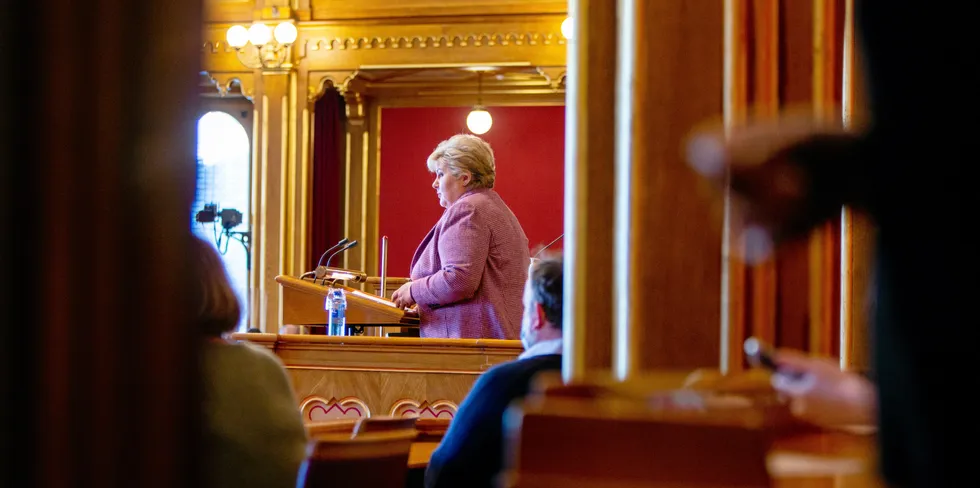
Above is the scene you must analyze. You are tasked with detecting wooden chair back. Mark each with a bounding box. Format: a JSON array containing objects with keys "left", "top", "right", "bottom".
[
  {"left": 297, "top": 429, "right": 417, "bottom": 488},
  {"left": 353, "top": 416, "right": 419, "bottom": 436},
  {"left": 306, "top": 418, "right": 359, "bottom": 439}
]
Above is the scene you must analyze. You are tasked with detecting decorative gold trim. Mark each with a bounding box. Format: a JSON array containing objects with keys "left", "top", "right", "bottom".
[
  {"left": 300, "top": 395, "right": 372, "bottom": 421},
  {"left": 388, "top": 399, "right": 459, "bottom": 419},
  {"left": 284, "top": 365, "right": 486, "bottom": 375},
  {"left": 308, "top": 70, "right": 359, "bottom": 101},
  {"left": 203, "top": 71, "right": 256, "bottom": 100},
  {"left": 535, "top": 66, "right": 567, "bottom": 90},
  {"left": 204, "top": 32, "right": 566, "bottom": 58},
  {"left": 299, "top": 32, "right": 566, "bottom": 53},
  {"left": 202, "top": 41, "right": 236, "bottom": 54}
]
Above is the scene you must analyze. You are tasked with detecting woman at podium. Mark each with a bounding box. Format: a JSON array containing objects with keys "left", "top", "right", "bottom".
[{"left": 391, "top": 134, "right": 530, "bottom": 339}]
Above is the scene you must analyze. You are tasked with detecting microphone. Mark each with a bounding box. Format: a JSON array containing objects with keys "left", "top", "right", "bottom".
[
  {"left": 533, "top": 233, "right": 564, "bottom": 258},
  {"left": 316, "top": 238, "right": 349, "bottom": 268},
  {"left": 325, "top": 239, "right": 359, "bottom": 268}
]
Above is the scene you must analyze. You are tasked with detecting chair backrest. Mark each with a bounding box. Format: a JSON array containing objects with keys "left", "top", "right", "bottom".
[
  {"left": 296, "top": 430, "right": 417, "bottom": 488},
  {"left": 414, "top": 417, "right": 451, "bottom": 441},
  {"left": 306, "top": 418, "right": 360, "bottom": 439},
  {"left": 353, "top": 416, "right": 418, "bottom": 436}
]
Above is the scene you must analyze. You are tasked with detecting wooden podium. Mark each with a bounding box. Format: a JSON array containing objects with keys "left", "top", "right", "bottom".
[{"left": 276, "top": 275, "right": 420, "bottom": 327}]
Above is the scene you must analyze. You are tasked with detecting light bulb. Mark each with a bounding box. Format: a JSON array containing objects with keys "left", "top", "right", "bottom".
[
  {"left": 247, "top": 23, "right": 272, "bottom": 46},
  {"left": 466, "top": 108, "right": 493, "bottom": 135},
  {"left": 561, "top": 17, "right": 573, "bottom": 40},
  {"left": 226, "top": 25, "right": 249, "bottom": 48},
  {"left": 273, "top": 22, "right": 298, "bottom": 45}
]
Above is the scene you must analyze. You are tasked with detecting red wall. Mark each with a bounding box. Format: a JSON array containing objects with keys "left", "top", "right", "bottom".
[{"left": 379, "top": 105, "right": 565, "bottom": 276}]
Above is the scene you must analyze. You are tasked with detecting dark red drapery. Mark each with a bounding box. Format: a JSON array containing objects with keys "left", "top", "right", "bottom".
[{"left": 308, "top": 88, "right": 347, "bottom": 269}]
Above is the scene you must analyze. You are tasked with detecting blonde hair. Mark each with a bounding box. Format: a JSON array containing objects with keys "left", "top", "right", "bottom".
[
  {"left": 426, "top": 134, "right": 496, "bottom": 189},
  {"left": 189, "top": 236, "right": 242, "bottom": 336}
]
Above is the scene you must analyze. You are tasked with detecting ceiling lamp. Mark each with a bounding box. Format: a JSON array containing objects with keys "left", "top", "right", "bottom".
[
  {"left": 225, "top": 20, "right": 297, "bottom": 70},
  {"left": 466, "top": 72, "right": 493, "bottom": 135},
  {"left": 561, "top": 17, "right": 573, "bottom": 40},
  {"left": 466, "top": 109, "right": 493, "bottom": 135}
]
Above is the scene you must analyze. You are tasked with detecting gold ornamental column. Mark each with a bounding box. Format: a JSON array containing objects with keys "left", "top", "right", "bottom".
[
  {"left": 285, "top": 67, "right": 311, "bottom": 278},
  {"left": 564, "top": 0, "right": 617, "bottom": 381},
  {"left": 342, "top": 91, "right": 371, "bottom": 274},
  {"left": 253, "top": 70, "right": 294, "bottom": 332},
  {"left": 614, "top": 0, "right": 725, "bottom": 378},
  {"left": 840, "top": 0, "right": 874, "bottom": 372}
]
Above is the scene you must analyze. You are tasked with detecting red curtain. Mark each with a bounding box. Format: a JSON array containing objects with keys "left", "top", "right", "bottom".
[{"left": 308, "top": 88, "right": 347, "bottom": 269}]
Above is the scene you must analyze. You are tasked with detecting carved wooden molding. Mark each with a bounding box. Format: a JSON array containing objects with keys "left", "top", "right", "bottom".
[
  {"left": 202, "top": 71, "right": 255, "bottom": 100},
  {"left": 388, "top": 399, "right": 459, "bottom": 419},
  {"left": 536, "top": 66, "right": 567, "bottom": 90},
  {"left": 300, "top": 32, "right": 565, "bottom": 53},
  {"left": 308, "top": 70, "right": 359, "bottom": 101},
  {"left": 203, "top": 32, "right": 565, "bottom": 58},
  {"left": 300, "top": 395, "right": 372, "bottom": 421}
]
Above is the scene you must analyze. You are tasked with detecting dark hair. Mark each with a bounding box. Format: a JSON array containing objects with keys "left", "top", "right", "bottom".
[
  {"left": 189, "top": 236, "right": 242, "bottom": 337},
  {"left": 529, "top": 255, "right": 563, "bottom": 330}
]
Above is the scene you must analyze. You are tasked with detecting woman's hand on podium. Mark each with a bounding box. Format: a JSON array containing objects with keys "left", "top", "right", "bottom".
[{"left": 392, "top": 282, "right": 415, "bottom": 308}]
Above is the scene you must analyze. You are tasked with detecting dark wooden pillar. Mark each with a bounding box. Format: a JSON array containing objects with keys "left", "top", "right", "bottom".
[
  {"left": 2, "top": 0, "right": 202, "bottom": 486},
  {"left": 615, "top": 0, "right": 725, "bottom": 376}
]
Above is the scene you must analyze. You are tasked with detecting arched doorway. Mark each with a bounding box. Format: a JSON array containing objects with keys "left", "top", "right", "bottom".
[{"left": 192, "top": 110, "right": 251, "bottom": 332}]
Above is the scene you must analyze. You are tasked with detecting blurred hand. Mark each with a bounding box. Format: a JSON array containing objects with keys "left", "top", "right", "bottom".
[
  {"left": 769, "top": 349, "right": 876, "bottom": 428},
  {"left": 685, "top": 116, "right": 849, "bottom": 263},
  {"left": 391, "top": 281, "right": 415, "bottom": 308}
]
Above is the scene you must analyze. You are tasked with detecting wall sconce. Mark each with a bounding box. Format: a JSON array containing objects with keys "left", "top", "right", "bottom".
[
  {"left": 561, "top": 17, "right": 573, "bottom": 40},
  {"left": 226, "top": 21, "right": 298, "bottom": 70}
]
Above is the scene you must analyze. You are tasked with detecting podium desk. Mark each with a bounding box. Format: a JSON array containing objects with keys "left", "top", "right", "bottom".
[
  {"left": 233, "top": 333, "right": 523, "bottom": 423},
  {"left": 276, "top": 275, "right": 419, "bottom": 332}
]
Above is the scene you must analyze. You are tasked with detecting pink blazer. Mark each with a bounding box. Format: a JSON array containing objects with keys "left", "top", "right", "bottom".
[{"left": 409, "top": 188, "right": 530, "bottom": 339}]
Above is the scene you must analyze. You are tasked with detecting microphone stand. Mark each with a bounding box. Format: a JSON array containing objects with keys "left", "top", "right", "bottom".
[
  {"left": 302, "top": 238, "right": 349, "bottom": 280},
  {"left": 325, "top": 240, "right": 358, "bottom": 269},
  {"left": 317, "top": 238, "right": 349, "bottom": 268}
]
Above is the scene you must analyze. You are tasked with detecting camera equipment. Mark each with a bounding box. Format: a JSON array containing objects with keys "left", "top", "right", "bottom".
[
  {"left": 195, "top": 202, "right": 251, "bottom": 268},
  {"left": 219, "top": 208, "right": 243, "bottom": 230},
  {"left": 196, "top": 203, "right": 244, "bottom": 230}
]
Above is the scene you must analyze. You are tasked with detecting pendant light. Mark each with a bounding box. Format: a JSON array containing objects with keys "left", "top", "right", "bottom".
[{"left": 466, "top": 72, "right": 492, "bottom": 135}]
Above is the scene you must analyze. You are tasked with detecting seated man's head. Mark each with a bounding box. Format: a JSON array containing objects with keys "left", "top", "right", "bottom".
[{"left": 520, "top": 255, "right": 563, "bottom": 349}]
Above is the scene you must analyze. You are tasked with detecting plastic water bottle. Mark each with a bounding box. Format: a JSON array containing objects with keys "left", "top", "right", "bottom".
[{"left": 326, "top": 288, "right": 347, "bottom": 336}]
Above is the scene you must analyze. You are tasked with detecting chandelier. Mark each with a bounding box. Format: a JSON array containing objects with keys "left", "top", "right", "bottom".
[{"left": 225, "top": 21, "right": 298, "bottom": 70}]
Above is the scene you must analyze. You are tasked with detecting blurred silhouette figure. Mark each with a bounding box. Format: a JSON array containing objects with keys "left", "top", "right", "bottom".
[
  {"left": 686, "top": 2, "right": 977, "bottom": 486},
  {"left": 191, "top": 236, "right": 307, "bottom": 488}
]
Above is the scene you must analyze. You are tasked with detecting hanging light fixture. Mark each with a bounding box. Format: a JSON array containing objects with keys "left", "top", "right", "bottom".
[
  {"left": 561, "top": 16, "right": 573, "bottom": 40},
  {"left": 225, "top": 18, "right": 298, "bottom": 70},
  {"left": 466, "top": 72, "right": 493, "bottom": 135}
]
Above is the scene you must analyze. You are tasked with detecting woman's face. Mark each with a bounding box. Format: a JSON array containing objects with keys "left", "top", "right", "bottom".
[{"left": 432, "top": 163, "right": 470, "bottom": 208}]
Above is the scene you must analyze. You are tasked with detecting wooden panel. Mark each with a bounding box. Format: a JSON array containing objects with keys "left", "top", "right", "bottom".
[
  {"left": 204, "top": 0, "right": 254, "bottom": 22},
  {"left": 233, "top": 334, "right": 522, "bottom": 419},
  {"left": 507, "top": 384, "right": 882, "bottom": 487},
  {"left": 275, "top": 335, "right": 521, "bottom": 371},
  {"left": 616, "top": 0, "right": 724, "bottom": 374},
  {"left": 310, "top": 0, "right": 566, "bottom": 20},
  {"left": 724, "top": 0, "right": 846, "bottom": 368},
  {"left": 292, "top": 370, "right": 475, "bottom": 420}
]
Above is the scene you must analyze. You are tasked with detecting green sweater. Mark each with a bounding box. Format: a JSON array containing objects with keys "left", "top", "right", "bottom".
[{"left": 201, "top": 340, "right": 308, "bottom": 488}]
